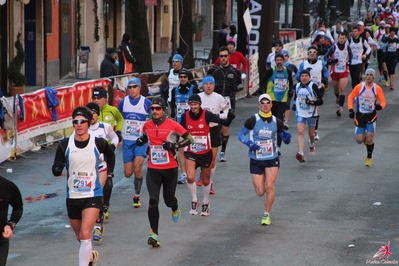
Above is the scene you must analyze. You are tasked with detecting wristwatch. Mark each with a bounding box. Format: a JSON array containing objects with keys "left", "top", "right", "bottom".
[{"left": 6, "top": 221, "right": 16, "bottom": 230}]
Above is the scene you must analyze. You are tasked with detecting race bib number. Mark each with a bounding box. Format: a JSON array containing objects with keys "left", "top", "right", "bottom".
[
  {"left": 298, "top": 98, "right": 310, "bottom": 110},
  {"left": 150, "top": 145, "right": 170, "bottom": 165},
  {"left": 255, "top": 140, "right": 274, "bottom": 159},
  {"left": 190, "top": 136, "right": 208, "bottom": 153},
  {"left": 311, "top": 76, "right": 321, "bottom": 86},
  {"left": 124, "top": 121, "right": 144, "bottom": 137},
  {"left": 360, "top": 98, "right": 374, "bottom": 112},
  {"left": 177, "top": 103, "right": 189, "bottom": 114},
  {"left": 274, "top": 79, "right": 287, "bottom": 92},
  {"left": 336, "top": 60, "right": 345, "bottom": 72},
  {"left": 72, "top": 172, "right": 93, "bottom": 193}
]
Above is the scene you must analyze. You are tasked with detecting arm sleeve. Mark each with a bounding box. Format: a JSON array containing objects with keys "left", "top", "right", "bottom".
[
  {"left": 363, "top": 40, "right": 371, "bottom": 55},
  {"left": 287, "top": 69, "right": 294, "bottom": 91},
  {"left": 322, "top": 63, "right": 329, "bottom": 78},
  {"left": 276, "top": 118, "right": 285, "bottom": 133},
  {"left": 205, "top": 110, "right": 230, "bottom": 126},
  {"left": 312, "top": 84, "right": 324, "bottom": 105},
  {"left": 96, "top": 138, "right": 116, "bottom": 173},
  {"left": 239, "top": 53, "right": 248, "bottom": 73},
  {"left": 52, "top": 140, "right": 68, "bottom": 176},
  {"left": 106, "top": 124, "right": 119, "bottom": 146},
  {"left": 296, "top": 63, "right": 304, "bottom": 81},
  {"left": 238, "top": 126, "right": 251, "bottom": 145},
  {"left": 170, "top": 88, "right": 176, "bottom": 110},
  {"left": 9, "top": 182, "right": 23, "bottom": 224},
  {"left": 117, "top": 100, "right": 124, "bottom": 115},
  {"left": 324, "top": 45, "right": 335, "bottom": 63}
]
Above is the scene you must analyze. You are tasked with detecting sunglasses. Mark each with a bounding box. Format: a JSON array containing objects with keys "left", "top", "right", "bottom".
[
  {"left": 128, "top": 85, "right": 139, "bottom": 89},
  {"left": 73, "top": 119, "right": 89, "bottom": 125},
  {"left": 150, "top": 106, "right": 163, "bottom": 111},
  {"left": 92, "top": 96, "right": 102, "bottom": 100},
  {"left": 260, "top": 101, "right": 271, "bottom": 105},
  {"left": 172, "top": 59, "right": 181, "bottom": 63},
  {"left": 179, "top": 75, "right": 188, "bottom": 79},
  {"left": 219, "top": 54, "right": 229, "bottom": 58},
  {"left": 308, "top": 51, "right": 317, "bottom": 54}
]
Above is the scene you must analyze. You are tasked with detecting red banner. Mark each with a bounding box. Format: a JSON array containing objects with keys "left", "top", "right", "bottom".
[{"left": 17, "top": 79, "right": 110, "bottom": 132}]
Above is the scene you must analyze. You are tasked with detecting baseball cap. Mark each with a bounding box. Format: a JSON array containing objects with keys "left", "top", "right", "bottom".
[
  {"left": 282, "top": 50, "right": 289, "bottom": 57},
  {"left": 258, "top": 93, "right": 272, "bottom": 102},
  {"left": 385, "top": 24, "right": 391, "bottom": 28},
  {"left": 357, "top": 21, "right": 364, "bottom": 26},
  {"left": 92, "top": 86, "right": 108, "bottom": 99}
]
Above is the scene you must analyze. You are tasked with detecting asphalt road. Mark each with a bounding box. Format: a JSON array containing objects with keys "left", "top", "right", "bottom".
[{"left": 2, "top": 76, "right": 399, "bottom": 266}]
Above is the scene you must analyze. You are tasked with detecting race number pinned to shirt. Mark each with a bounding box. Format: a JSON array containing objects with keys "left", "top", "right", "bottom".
[
  {"left": 224, "top": 96, "right": 231, "bottom": 109},
  {"left": 150, "top": 145, "right": 170, "bottom": 165},
  {"left": 72, "top": 171, "right": 93, "bottom": 193},
  {"left": 190, "top": 136, "right": 209, "bottom": 153},
  {"left": 255, "top": 140, "right": 274, "bottom": 159},
  {"left": 124, "top": 120, "right": 144, "bottom": 137}
]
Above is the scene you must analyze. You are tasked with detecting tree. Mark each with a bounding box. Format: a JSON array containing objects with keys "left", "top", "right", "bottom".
[
  {"left": 125, "top": 0, "right": 152, "bottom": 73},
  {"left": 292, "top": 0, "right": 304, "bottom": 37},
  {"left": 212, "top": 0, "right": 227, "bottom": 62},
  {"left": 177, "top": 0, "right": 194, "bottom": 68}
]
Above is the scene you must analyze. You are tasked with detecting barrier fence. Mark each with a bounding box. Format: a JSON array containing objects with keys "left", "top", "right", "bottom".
[{"left": 0, "top": 38, "right": 311, "bottom": 164}]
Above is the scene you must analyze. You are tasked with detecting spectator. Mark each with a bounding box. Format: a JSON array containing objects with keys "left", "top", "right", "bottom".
[
  {"left": 217, "top": 23, "right": 229, "bottom": 48},
  {"left": 118, "top": 33, "right": 136, "bottom": 75},
  {"left": 100, "top": 47, "right": 119, "bottom": 88},
  {"left": 226, "top": 24, "right": 237, "bottom": 45}
]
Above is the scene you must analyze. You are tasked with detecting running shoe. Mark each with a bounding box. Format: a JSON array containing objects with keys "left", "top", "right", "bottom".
[
  {"left": 379, "top": 76, "right": 383, "bottom": 82},
  {"left": 172, "top": 208, "right": 181, "bottom": 222},
  {"left": 92, "top": 228, "right": 102, "bottom": 242},
  {"left": 201, "top": 203, "right": 210, "bottom": 216},
  {"left": 385, "top": 81, "right": 389, "bottom": 87},
  {"left": 295, "top": 152, "right": 306, "bottom": 163},
  {"left": 88, "top": 250, "right": 99, "bottom": 266},
  {"left": 365, "top": 158, "right": 372, "bottom": 167},
  {"left": 314, "top": 132, "right": 320, "bottom": 141},
  {"left": 103, "top": 207, "right": 109, "bottom": 219},
  {"left": 189, "top": 201, "right": 200, "bottom": 215},
  {"left": 309, "top": 141, "right": 316, "bottom": 157},
  {"left": 147, "top": 230, "right": 161, "bottom": 247},
  {"left": 177, "top": 173, "right": 187, "bottom": 184},
  {"left": 219, "top": 152, "right": 226, "bottom": 162},
  {"left": 324, "top": 84, "right": 329, "bottom": 92},
  {"left": 283, "top": 120, "right": 289, "bottom": 129},
  {"left": 390, "top": 84, "right": 394, "bottom": 90},
  {"left": 335, "top": 98, "right": 339, "bottom": 108},
  {"left": 336, "top": 108, "right": 342, "bottom": 117},
  {"left": 210, "top": 183, "right": 216, "bottom": 195},
  {"left": 133, "top": 196, "right": 142, "bottom": 208},
  {"left": 261, "top": 214, "right": 271, "bottom": 226}
]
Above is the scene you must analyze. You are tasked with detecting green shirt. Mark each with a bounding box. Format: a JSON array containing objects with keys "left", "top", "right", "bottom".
[{"left": 99, "top": 104, "right": 124, "bottom": 132}]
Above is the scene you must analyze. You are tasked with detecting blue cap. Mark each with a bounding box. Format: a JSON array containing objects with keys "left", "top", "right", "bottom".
[
  {"left": 172, "top": 54, "right": 184, "bottom": 63},
  {"left": 202, "top": 76, "right": 215, "bottom": 85},
  {"left": 282, "top": 50, "right": 289, "bottom": 57},
  {"left": 127, "top": 77, "right": 141, "bottom": 88}
]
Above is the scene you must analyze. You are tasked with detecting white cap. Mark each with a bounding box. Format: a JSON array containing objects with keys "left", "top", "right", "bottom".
[
  {"left": 378, "top": 4, "right": 382, "bottom": 8},
  {"left": 380, "top": 20, "right": 386, "bottom": 25},
  {"left": 357, "top": 21, "right": 364, "bottom": 26},
  {"left": 365, "top": 68, "right": 375, "bottom": 76},
  {"left": 258, "top": 93, "right": 272, "bottom": 102}
]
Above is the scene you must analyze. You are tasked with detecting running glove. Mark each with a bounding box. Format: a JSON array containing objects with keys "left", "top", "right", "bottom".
[
  {"left": 375, "top": 104, "right": 382, "bottom": 110},
  {"left": 349, "top": 109, "right": 355, "bottom": 119},
  {"left": 292, "top": 104, "right": 296, "bottom": 111},
  {"left": 246, "top": 140, "right": 260, "bottom": 151},
  {"left": 116, "top": 131, "right": 123, "bottom": 142},
  {"left": 279, "top": 130, "right": 291, "bottom": 145},
  {"left": 136, "top": 135, "right": 148, "bottom": 146},
  {"left": 163, "top": 141, "right": 177, "bottom": 150}
]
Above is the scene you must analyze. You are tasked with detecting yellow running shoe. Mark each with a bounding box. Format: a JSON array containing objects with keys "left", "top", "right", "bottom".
[
  {"left": 261, "top": 214, "right": 271, "bottom": 226},
  {"left": 147, "top": 230, "right": 161, "bottom": 247},
  {"left": 103, "top": 207, "right": 109, "bottom": 219},
  {"left": 385, "top": 81, "right": 389, "bottom": 87},
  {"left": 133, "top": 196, "right": 142, "bottom": 208},
  {"left": 365, "top": 158, "right": 372, "bottom": 167}
]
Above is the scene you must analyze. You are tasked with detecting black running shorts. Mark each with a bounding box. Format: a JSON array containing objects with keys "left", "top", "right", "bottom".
[
  {"left": 184, "top": 150, "right": 213, "bottom": 169},
  {"left": 249, "top": 157, "right": 280, "bottom": 174},
  {"left": 66, "top": 196, "right": 102, "bottom": 220}
]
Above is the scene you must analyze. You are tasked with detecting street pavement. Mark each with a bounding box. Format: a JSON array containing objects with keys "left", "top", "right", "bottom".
[{"left": 2, "top": 67, "right": 399, "bottom": 265}]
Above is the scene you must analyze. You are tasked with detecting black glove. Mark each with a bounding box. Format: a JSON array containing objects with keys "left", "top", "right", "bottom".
[
  {"left": 136, "top": 135, "right": 148, "bottom": 146},
  {"left": 349, "top": 109, "right": 355, "bottom": 119},
  {"left": 330, "top": 59, "right": 338, "bottom": 64},
  {"left": 292, "top": 104, "right": 296, "bottom": 111},
  {"left": 305, "top": 97, "right": 313, "bottom": 105},
  {"left": 163, "top": 141, "right": 177, "bottom": 150},
  {"left": 375, "top": 104, "right": 382, "bottom": 111},
  {"left": 52, "top": 161, "right": 64, "bottom": 176},
  {"left": 116, "top": 131, "right": 122, "bottom": 142},
  {"left": 288, "top": 89, "right": 294, "bottom": 98},
  {"left": 109, "top": 144, "right": 116, "bottom": 152},
  {"left": 227, "top": 110, "right": 236, "bottom": 121}
]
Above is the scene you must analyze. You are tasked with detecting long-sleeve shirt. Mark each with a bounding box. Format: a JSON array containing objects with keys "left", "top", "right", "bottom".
[{"left": 214, "top": 50, "right": 248, "bottom": 73}]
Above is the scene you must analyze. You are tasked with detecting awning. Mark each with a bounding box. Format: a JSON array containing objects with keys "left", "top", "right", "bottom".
[{"left": 145, "top": 0, "right": 157, "bottom": 6}]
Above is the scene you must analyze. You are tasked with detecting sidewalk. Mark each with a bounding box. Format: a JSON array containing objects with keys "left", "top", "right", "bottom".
[{"left": 24, "top": 37, "right": 214, "bottom": 94}]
